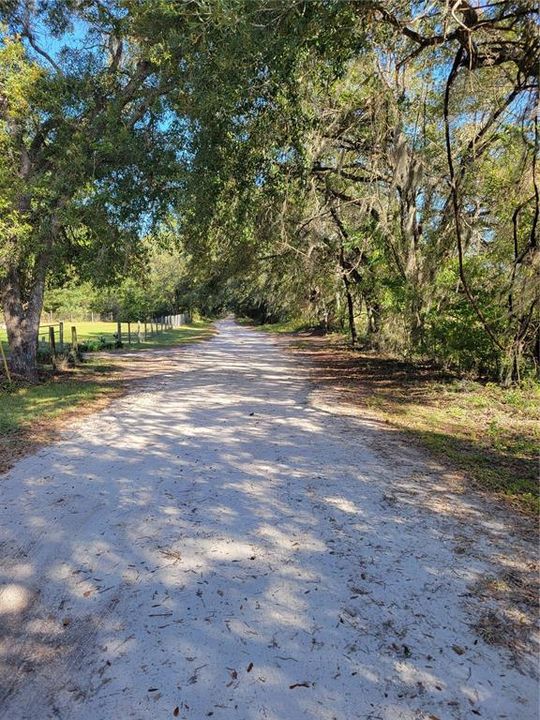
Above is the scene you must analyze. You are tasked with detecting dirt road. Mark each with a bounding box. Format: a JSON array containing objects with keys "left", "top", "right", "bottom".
[{"left": 0, "top": 320, "right": 537, "bottom": 719}]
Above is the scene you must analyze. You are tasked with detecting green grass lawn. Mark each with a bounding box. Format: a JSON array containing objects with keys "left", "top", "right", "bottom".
[
  {"left": 0, "top": 319, "right": 214, "bottom": 350},
  {"left": 72, "top": 318, "right": 214, "bottom": 350},
  {"left": 63, "top": 320, "right": 118, "bottom": 343},
  {"left": 0, "top": 321, "right": 120, "bottom": 344},
  {"left": 117, "top": 320, "right": 215, "bottom": 350},
  {"left": 0, "top": 358, "right": 121, "bottom": 435}
]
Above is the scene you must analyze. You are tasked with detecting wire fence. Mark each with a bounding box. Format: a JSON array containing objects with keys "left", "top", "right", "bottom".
[
  {"left": 1, "top": 311, "right": 193, "bottom": 374},
  {"left": 114, "top": 313, "right": 192, "bottom": 346}
]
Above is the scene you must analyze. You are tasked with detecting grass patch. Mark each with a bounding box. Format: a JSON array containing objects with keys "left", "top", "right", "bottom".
[
  {"left": 394, "top": 379, "right": 539, "bottom": 511},
  {"left": 0, "top": 357, "right": 124, "bottom": 473},
  {"left": 119, "top": 320, "right": 215, "bottom": 350},
  {"left": 0, "top": 359, "right": 120, "bottom": 435},
  {"left": 1, "top": 319, "right": 214, "bottom": 352},
  {"left": 271, "top": 330, "right": 539, "bottom": 513}
]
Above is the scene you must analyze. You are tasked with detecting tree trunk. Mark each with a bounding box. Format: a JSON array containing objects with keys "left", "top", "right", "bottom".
[
  {"left": 330, "top": 205, "right": 360, "bottom": 347},
  {"left": 534, "top": 331, "right": 540, "bottom": 379},
  {"left": 365, "top": 297, "right": 381, "bottom": 339},
  {"left": 409, "top": 295, "right": 425, "bottom": 351},
  {"left": 0, "top": 140, "right": 56, "bottom": 380},
  {"left": 1, "top": 264, "right": 47, "bottom": 382},
  {"left": 501, "top": 344, "right": 522, "bottom": 387},
  {"left": 340, "top": 268, "right": 357, "bottom": 347}
]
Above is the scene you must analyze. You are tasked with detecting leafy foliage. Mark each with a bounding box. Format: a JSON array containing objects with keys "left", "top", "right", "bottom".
[
  {"left": 1, "top": 1, "right": 538, "bottom": 384},
  {"left": 172, "top": 1, "right": 539, "bottom": 383}
]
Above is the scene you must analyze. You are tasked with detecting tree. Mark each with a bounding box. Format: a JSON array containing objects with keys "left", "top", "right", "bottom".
[
  {"left": 173, "top": 0, "right": 539, "bottom": 380},
  {"left": 2, "top": 0, "right": 538, "bottom": 383},
  {"left": 0, "top": 1, "right": 184, "bottom": 379}
]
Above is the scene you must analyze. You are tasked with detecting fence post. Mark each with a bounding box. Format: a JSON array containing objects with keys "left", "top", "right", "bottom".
[
  {"left": 144, "top": 321, "right": 148, "bottom": 340},
  {"left": 128, "top": 321, "right": 132, "bottom": 346},
  {"left": 117, "top": 319, "right": 121, "bottom": 346},
  {"left": 138, "top": 320, "right": 142, "bottom": 344},
  {"left": 59, "top": 321, "right": 64, "bottom": 350},
  {"left": 71, "top": 326, "right": 78, "bottom": 359},
  {"left": 49, "top": 326, "right": 57, "bottom": 369}
]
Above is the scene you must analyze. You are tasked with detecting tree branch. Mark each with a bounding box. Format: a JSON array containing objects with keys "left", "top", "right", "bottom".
[{"left": 444, "top": 47, "right": 504, "bottom": 351}]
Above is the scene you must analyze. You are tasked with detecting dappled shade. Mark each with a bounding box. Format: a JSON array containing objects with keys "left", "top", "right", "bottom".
[{"left": 0, "top": 322, "right": 537, "bottom": 719}]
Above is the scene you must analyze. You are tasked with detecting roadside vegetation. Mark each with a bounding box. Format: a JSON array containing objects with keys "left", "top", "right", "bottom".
[
  {"left": 0, "top": 358, "right": 117, "bottom": 437},
  {"left": 258, "top": 322, "right": 539, "bottom": 512},
  {"left": 0, "top": 357, "right": 123, "bottom": 473}
]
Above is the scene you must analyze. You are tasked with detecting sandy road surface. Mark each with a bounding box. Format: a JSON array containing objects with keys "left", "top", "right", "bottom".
[{"left": 0, "top": 320, "right": 537, "bottom": 719}]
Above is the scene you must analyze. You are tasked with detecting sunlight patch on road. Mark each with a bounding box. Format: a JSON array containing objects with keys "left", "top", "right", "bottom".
[
  {"left": 323, "top": 496, "right": 362, "bottom": 515},
  {"left": 0, "top": 584, "right": 31, "bottom": 614}
]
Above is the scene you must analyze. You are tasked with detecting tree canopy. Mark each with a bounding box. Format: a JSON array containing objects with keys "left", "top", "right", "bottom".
[{"left": 1, "top": 1, "right": 538, "bottom": 382}]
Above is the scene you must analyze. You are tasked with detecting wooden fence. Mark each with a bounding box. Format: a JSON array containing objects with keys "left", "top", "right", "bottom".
[
  {"left": 115, "top": 313, "right": 192, "bottom": 346},
  {"left": 0, "top": 312, "right": 193, "bottom": 372}
]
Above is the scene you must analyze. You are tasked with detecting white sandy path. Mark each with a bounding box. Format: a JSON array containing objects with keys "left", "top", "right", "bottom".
[{"left": 0, "top": 320, "right": 537, "bottom": 720}]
